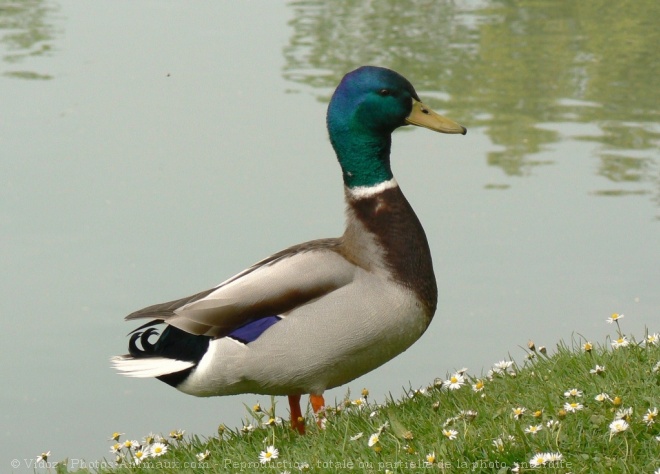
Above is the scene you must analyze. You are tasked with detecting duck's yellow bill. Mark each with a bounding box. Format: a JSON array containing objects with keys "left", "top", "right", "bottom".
[{"left": 405, "top": 99, "right": 466, "bottom": 135}]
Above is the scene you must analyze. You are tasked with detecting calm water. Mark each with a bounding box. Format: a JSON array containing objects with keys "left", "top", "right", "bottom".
[{"left": 1, "top": 0, "right": 659, "bottom": 469}]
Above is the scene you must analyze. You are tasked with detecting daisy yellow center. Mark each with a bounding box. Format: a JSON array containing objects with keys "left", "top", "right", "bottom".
[
  {"left": 451, "top": 376, "right": 458, "bottom": 383},
  {"left": 265, "top": 452, "right": 272, "bottom": 459},
  {"left": 154, "top": 446, "right": 162, "bottom": 454}
]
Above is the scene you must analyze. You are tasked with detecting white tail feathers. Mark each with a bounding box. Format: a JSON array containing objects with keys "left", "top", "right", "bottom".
[{"left": 111, "top": 355, "right": 195, "bottom": 378}]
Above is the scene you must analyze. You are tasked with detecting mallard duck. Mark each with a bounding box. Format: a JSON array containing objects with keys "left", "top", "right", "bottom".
[{"left": 112, "top": 66, "right": 466, "bottom": 434}]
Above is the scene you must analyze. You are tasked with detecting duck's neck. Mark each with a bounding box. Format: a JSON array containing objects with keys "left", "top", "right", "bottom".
[{"left": 328, "top": 118, "right": 394, "bottom": 189}]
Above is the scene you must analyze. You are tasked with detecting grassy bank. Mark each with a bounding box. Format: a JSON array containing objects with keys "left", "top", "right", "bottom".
[{"left": 49, "top": 316, "right": 659, "bottom": 473}]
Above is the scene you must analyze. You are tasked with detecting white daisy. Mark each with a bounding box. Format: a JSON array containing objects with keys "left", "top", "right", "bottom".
[
  {"left": 590, "top": 365, "right": 606, "bottom": 375},
  {"left": 368, "top": 433, "right": 380, "bottom": 447},
  {"left": 595, "top": 392, "right": 611, "bottom": 402},
  {"left": 611, "top": 336, "right": 629, "bottom": 349},
  {"left": 545, "top": 451, "right": 563, "bottom": 463},
  {"left": 425, "top": 451, "right": 436, "bottom": 464},
  {"left": 609, "top": 419, "right": 629, "bottom": 435},
  {"left": 643, "top": 407, "right": 658, "bottom": 426},
  {"left": 263, "top": 417, "right": 283, "bottom": 427},
  {"left": 443, "top": 416, "right": 458, "bottom": 427},
  {"left": 546, "top": 419, "right": 560, "bottom": 430},
  {"left": 529, "top": 453, "right": 547, "bottom": 467},
  {"left": 241, "top": 424, "right": 256, "bottom": 434},
  {"left": 524, "top": 424, "right": 543, "bottom": 435},
  {"left": 563, "top": 402, "right": 584, "bottom": 413},
  {"left": 350, "top": 432, "right": 364, "bottom": 441},
  {"left": 411, "top": 388, "right": 428, "bottom": 398},
  {"left": 259, "top": 446, "right": 279, "bottom": 464},
  {"left": 442, "top": 429, "right": 458, "bottom": 440},
  {"left": 150, "top": 442, "right": 168, "bottom": 457},
  {"left": 445, "top": 373, "right": 465, "bottom": 390},
  {"left": 196, "top": 450, "right": 210, "bottom": 461},
  {"left": 564, "top": 388, "right": 583, "bottom": 398},
  {"left": 512, "top": 407, "right": 526, "bottom": 419},
  {"left": 607, "top": 313, "right": 624, "bottom": 324},
  {"left": 351, "top": 397, "right": 367, "bottom": 409},
  {"left": 492, "top": 438, "right": 504, "bottom": 452},
  {"left": 122, "top": 439, "right": 140, "bottom": 450},
  {"left": 169, "top": 429, "right": 185, "bottom": 440},
  {"left": 647, "top": 333, "right": 660, "bottom": 346},
  {"left": 36, "top": 451, "right": 51, "bottom": 463},
  {"left": 472, "top": 380, "right": 485, "bottom": 392},
  {"left": 615, "top": 407, "right": 633, "bottom": 420},
  {"left": 133, "top": 449, "right": 148, "bottom": 464},
  {"left": 492, "top": 360, "right": 513, "bottom": 374}
]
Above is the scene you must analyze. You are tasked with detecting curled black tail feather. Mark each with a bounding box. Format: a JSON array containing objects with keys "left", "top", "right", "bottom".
[
  {"left": 128, "top": 323, "right": 211, "bottom": 362},
  {"left": 128, "top": 328, "right": 159, "bottom": 357},
  {"left": 126, "top": 323, "right": 212, "bottom": 388}
]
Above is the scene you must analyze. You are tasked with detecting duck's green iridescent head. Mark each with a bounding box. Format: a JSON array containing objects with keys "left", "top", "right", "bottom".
[{"left": 326, "top": 66, "right": 466, "bottom": 189}]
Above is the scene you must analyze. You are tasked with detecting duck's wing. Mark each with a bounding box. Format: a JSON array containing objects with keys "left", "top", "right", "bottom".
[{"left": 125, "top": 238, "right": 355, "bottom": 338}]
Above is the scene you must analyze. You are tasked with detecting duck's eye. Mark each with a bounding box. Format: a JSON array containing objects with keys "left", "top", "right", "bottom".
[{"left": 378, "top": 89, "right": 391, "bottom": 97}]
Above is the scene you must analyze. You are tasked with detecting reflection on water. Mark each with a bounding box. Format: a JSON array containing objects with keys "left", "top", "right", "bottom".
[
  {"left": 283, "top": 0, "right": 660, "bottom": 210},
  {"left": 0, "top": 0, "right": 57, "bottom": 79}
]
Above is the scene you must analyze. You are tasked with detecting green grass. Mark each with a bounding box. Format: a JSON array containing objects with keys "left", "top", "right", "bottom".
[{"left": 55, "top": 319, "right": 659, "bottom": 473}]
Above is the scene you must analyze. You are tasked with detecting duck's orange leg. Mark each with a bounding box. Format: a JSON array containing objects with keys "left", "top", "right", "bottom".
[
  {"left": 310, "top": 393, "right": 325, "bottom": 428},
  {"left": 288, "top": 394, "right": 305, "bottom": 434}
]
